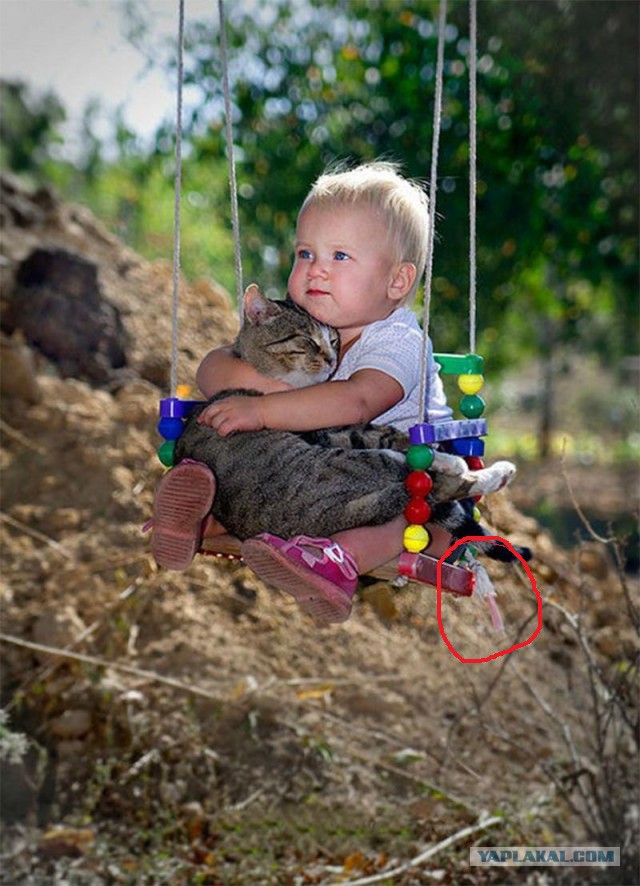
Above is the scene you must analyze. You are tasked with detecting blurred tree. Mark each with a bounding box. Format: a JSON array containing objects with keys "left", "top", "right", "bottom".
[
  {"left": 166, "top": 0, "right": 637, "bottom": 373},
  {"left": 3, "top": 0, "right": 637, "bottom": 457},
  {"left": 0, "top": 80, "right": 66, "bottom": 177}
]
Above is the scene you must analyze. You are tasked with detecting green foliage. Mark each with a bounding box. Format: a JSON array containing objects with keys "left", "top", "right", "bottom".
[
  {"left": 0, "top": 80, "right": 66, "bottom": 177},
  {"left": 169, "top": 0, "right": 638, "bottom": 369},
  {"left": 1, "top": 0, "right": 637, "bottom": 376},
  {"left": 80, "top": 155, "right": 238, "bottom": 289}
]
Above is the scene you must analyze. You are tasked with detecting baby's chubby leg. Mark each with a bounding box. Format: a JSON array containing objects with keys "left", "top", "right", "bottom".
[
  {"left": 333, "top": 516, "right": 451, "bottom": 574},
  {"left": 241, "top": 517, "right": 451, "bottom": 626}
]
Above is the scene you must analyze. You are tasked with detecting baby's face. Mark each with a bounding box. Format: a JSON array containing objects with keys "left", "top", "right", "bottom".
[{"left": 288, "top": 202, "right": 408, "bottom": 347}]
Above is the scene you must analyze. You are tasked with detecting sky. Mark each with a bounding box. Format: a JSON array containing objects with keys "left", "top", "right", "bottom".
[{"left": 0, "top": 0, "right": 208, "bottom": 151}]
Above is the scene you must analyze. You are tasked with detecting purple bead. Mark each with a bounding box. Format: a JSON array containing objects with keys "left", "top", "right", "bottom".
[{"left": 159, "top": 397, "right": 204, "bottom": 419}]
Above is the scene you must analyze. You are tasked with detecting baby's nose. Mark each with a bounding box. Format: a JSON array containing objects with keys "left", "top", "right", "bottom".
[{"left": 309, "top": 257, "right": 328, "bottom": 277}]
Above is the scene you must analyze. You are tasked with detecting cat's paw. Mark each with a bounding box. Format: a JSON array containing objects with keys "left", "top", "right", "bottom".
[
  {"left": 468, "top": 460, "right": 516, "bottom": 496},
  {"left": 430, "top": 451, "right": 468, "bottom": 477}
]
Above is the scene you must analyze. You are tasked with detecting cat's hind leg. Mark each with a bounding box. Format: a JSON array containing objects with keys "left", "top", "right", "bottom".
[
  {"left": 466, "top": 460, "right": 516, "bottom": 496},
  {"left": 429, "top": 453, "right": 516, "bottom": 503},
  {"left": 340, "top": 483, "right": 407, "bottom": 529}
]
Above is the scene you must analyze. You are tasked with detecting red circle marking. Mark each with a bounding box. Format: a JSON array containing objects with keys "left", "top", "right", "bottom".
[{"left": 437, "top": 536, "right": 542, "bottom": 663}]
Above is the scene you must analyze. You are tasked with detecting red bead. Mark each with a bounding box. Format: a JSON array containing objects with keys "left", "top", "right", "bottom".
[
  {"left": 405, "top": 470, "right": 433, "bottom": 497},
  {"left": 404, "top": 498, "right": 432, "bottom": 524},
  {"left": 465, "top": 456, "right": 485, "bottom": 471}
]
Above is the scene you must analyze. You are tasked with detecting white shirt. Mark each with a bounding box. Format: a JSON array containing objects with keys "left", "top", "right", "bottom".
[{"left": 333, "top": 307, "right": 452, "bottom": 433}]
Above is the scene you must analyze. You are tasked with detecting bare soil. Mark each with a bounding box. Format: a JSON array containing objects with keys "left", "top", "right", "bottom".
[{"left": 1, "top": 175, "right": 637, "bottom": 885}]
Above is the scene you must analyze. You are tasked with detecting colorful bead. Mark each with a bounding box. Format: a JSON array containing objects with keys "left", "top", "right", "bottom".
[
  {"left": 157, "top": 416, "right": 185, "bottom": 440},
  {"left": 459, "top": 394, "right": 485, "bottom": 418},
  {"left": 406, "top": 444, "right": 434, "bottom": 470},
  {"left": 403, "top": 524, "right": 431, "bottom": 553},
  {"left": 451, "top": 437, "right": 485, "bottom": 456},
  {"left": 157, "top": 440, "right": 176, "bottom": 467},
  {"left": 473, "top": 505, "right": 482, "bottom": 522},
  {"left": 405, "top": 470, "right": 433, "bottom": 497},
  {"left": 465, "top": 456, "right": 485, "bottom": 471},
  {"left": 404, "top": 498, "right": 432, "bottom": 524},
  {"left": 458, "top": 373, "right": 484, "bottom": 395}
]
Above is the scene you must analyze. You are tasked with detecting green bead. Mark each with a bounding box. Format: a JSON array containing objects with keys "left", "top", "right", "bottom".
[
  {"left": 406, "top": 444, "right": 434, "bottom": 470},
  {"left": 158, "top": 439, "right": 176, "bottom": 467},
  {"left": 459, "top": 394, "right": 485, "bottom": 418}
]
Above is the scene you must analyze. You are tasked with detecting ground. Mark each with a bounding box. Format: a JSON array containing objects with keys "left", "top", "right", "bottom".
[{"left": 0, "top": 175, "right": 637, "bottom": 884}]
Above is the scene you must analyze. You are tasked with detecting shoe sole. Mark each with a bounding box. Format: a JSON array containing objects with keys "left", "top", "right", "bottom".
[
  {"left": 151, "top": 463, "right": 215, "bottom": 571},
  {"left": 241, "top": 537, "right": 353, "bottom": 624}
]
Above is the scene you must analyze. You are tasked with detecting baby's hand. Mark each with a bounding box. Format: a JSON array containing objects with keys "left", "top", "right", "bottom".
[{"left": 197, "top": 395, "right": 266, "bottom": 436}]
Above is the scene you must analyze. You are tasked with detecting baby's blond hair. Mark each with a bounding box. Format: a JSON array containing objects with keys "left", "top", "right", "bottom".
[{"left": 300, "top": 160, "right": 429, "bottom": 303}]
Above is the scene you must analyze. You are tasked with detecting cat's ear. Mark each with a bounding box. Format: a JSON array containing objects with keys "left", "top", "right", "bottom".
[{"left": 243, "top": 284, "right": 280, "bottom": 324}]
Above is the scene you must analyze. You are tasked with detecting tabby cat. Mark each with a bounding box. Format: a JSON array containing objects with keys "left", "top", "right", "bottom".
[{"left": 175, "top": 286, "right": 530, "bottom": 563}]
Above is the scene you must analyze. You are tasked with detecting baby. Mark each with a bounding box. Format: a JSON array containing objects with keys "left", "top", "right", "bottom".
[{"left": 153, "top": 161, "right": 454, "bottom": 621}]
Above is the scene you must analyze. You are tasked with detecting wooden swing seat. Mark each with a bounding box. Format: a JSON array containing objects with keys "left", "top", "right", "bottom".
[{"left": 200, "top": 533, "right": 475, "bottom": 597}]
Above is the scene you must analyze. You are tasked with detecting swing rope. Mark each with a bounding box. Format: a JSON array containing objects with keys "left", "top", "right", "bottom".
[
  {"left": 169, "top": 0, "right": 186, "bottom": 399},
  {"left": 418, "top": 0, "right": 478, "bottom": 425},
  {"left": 418, "top": 0, "right": 448, "bottom": 424},
  {"left": 169, "top": 0, "right": 243, "bottom": 401},
  {"left": 468, "top": 0, "right": 478, "bottom": 355},
  {"left": 217, "top": 0, "right": 244, "bottom": 319}
]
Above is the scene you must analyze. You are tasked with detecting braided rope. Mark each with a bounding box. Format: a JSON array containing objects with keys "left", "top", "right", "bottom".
[
  {"left": 217, "top": 0, "right": 244, "bottom": 321},
  {"left": 169, "top": 0, "right": 185, "bottom": 398},
  {"left": 418, "top": 0, "right": 448, "bottom": 422}
]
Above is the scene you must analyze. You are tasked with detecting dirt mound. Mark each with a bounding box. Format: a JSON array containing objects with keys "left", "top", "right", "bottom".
[{"left": 0, "top": 175, "right": 637, "bottom": 884}]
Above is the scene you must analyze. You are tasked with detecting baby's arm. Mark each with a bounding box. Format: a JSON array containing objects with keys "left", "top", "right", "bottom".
[
  {"left": 196, "top": 346, "right": 293, "bottom": 398},
  {"left": 198, "top": 369, "right": 403, "bottom": 435}
]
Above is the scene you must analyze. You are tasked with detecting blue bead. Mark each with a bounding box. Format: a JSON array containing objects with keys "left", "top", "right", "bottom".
[
  {"left": 157, "top": 416, "right": 184, "bottom": 440},
  {"left": 450, "top": 437, "right": 485, "bottom": 456}
]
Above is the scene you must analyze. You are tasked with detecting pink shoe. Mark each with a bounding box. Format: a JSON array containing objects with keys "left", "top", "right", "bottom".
[
  {"left": 151, "top": 461, "right": 216, "bottom": 571},
  {"left": 241, "top": 534, "right": 358, "bottom": 623}
]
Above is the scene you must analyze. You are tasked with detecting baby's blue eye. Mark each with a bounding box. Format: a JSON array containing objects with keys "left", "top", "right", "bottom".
[
  {"left": 297, "top": 248, "right": 313, "bottom": 260},
  {"left": 334, "top": 251, "right": 349, "bottom": 261}
]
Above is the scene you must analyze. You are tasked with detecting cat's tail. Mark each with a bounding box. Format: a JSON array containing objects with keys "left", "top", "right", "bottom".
[
  {"left": 478, "top": 534, "right": 533, "bottom": 563},
  {"left": 439, "top": 500, "right": 533, "bottom": 563}
]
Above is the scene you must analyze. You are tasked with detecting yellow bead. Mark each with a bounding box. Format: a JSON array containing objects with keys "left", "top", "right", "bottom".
[
  {"left": 403, "top": 524, "right": 431, "bottom": 553},
  {"left": 176, "top": 384, "right": 192, "bottom": 399},
  {"left": 473, "top": 505, "right": 482, "bottom": 522},
  {"left": 458, "top": 373, "right": 484, "bottom": 395}
]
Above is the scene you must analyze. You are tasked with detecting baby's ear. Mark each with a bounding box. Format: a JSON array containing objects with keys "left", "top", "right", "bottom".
[
  {"left": 388, "top": 262, "right": 417, "bottom": 302},
  {"left": 243, "top": 283, "right": 279, "bottom": 323}
]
